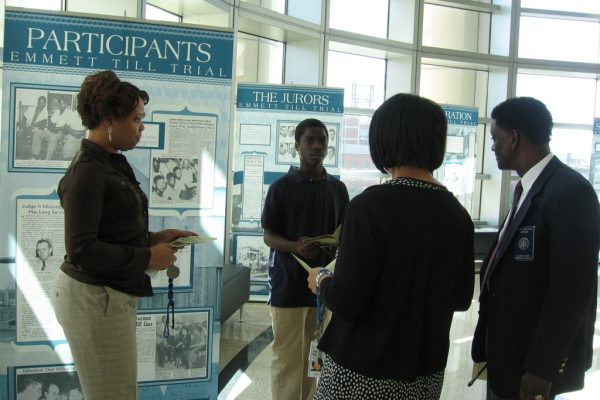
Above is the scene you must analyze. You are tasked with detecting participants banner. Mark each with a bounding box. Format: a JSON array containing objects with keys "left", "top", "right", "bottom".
[
  {"left": 232, "top": 84, "right": 344, "bottom": 299},
  {"left": 437, "top": 105, "right": 478, "bottom": 212},
  {"left": 0, "top": 9, "right": 233, "bottom": 400}
]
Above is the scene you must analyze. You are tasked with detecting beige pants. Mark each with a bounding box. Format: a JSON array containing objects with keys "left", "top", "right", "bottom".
[
  {"left": 270, "top": 306, "right": 331, "bottom": 400},
  {"left": 53, "top": 271, "right": 138, "bottom": 400}
]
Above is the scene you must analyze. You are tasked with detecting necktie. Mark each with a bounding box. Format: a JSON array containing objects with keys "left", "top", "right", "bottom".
[
  {"left": 42, "top": 260, "right": 46, "bottom": 270},
  {"left": 505, "top": 180, "right": 523, "bottom": 226},
  {"left": 482, "top": 181, "right": 523, "bottom": 286}
]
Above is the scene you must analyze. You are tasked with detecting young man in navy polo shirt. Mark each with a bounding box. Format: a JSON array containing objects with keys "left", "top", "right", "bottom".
[{"left": 262, "top": 118, "right": 349, "bottom": 400}]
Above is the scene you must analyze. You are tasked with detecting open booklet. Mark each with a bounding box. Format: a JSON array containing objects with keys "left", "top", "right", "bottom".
[
  {"left": 301, "top": 225, "right": 341, "bottom": 247},
  {"left": 145, "top": 235, "right": 216, "bottom": 278},
  {"left": 292, "top": 253, "right": 336, "bottom": 273}
]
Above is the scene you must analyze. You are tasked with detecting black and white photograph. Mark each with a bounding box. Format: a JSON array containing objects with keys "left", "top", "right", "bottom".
[
  {"left": 155, "top": 313, "right": 209, "bottom": 373},
  {"left": 12, "top": 87, "right": 86, "bottom": 170},
  {"left": 235, "top": 235, "right": 270, "bottom": 280},
  {"left": 0, "top": 265, "right": 17, "bottom": 343},
  {"left": 150, "top": 157, "right": 199, "bottom": 206},
  {"left": 15, "top": 365, "right": 82, "bottom": 400},
  {"left": 275, "top": 122, "right": 298, "bottom": 164}
]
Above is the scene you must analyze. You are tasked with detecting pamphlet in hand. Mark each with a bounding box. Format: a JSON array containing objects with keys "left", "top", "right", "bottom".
[
  {"left": 292, "top": 253, "right": 336, "bottom": 273},
  {"left": 301, "top": 225, "right": 341, "bottom": 247},
  {"left": 146, "top": 236, "right": 216, "bottom": 278},
  {"left": 172, "top": 235, "right": 216, "bottom": 248}
]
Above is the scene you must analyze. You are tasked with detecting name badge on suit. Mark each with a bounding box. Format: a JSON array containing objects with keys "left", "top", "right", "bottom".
[{"left": 514, "top": 225, "right": 535, "bottom": 261}]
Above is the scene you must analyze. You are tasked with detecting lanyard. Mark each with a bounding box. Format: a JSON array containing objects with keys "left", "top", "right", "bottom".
[
  {"left": 316, "top": 290, "right": 325, "bottom": 337},
  {"left": 163, "top": 263, "right": 180, "bottom": 338}
]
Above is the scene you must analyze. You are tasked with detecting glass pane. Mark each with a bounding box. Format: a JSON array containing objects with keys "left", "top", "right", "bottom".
[
  {"left": 419, "top": 64, "right": 488, "bottom": 112},
  {"left": 6, "top": 0, "right": 61, "bottom": 11},
  {"left": 434, "top": 121, "right": 478, "bottom": 217},
  {"left": 146, "top": 4, "right": 180, "bottom": 23},
  {"left": 423, "top": 4, "right": 490, "bottom": 53},
  {"left": 521, "top": 0, "right": 600, "bottom": 14},
  {"left": 242, "top": 0, "right": 285, "bottom": 14},
  {"left": 550, "top": 128, "right": 593, "bottom": 179},
  {"left": 67, "top": 0, "right": 138, "bottom": 17},
  {"left": 516, "top": 73, "right": 596, "bottom": 124},
  {"left": 597, "top": 81, "right": 600, "bottom": 118},
  {"left": 329, "top": 0, "right": 389, "bottom": 38},
  {"left": 519, "top": 17, "right": 600, "bottom": 63},
  {"left": 340, "top": 115, "right": 380, "bottom": 198},
  {"left": 327, "top": 51, "right": 385, "bottom": 109},
  {"left": 236, "top": 33, "right": 284, "bottom": 84}
]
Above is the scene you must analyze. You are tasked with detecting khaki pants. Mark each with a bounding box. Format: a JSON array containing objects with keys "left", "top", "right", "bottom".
[
  {"left": 270, "top": 306, "right": 331, "bottom": 400},
  {"left": 53, "top": 271, "right": 138, "bottom": 400}
]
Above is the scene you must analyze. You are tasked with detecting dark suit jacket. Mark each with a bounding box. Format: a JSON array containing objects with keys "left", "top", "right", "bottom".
[{"left": 472, "top": 156, "right": 600, "bottom": 397}]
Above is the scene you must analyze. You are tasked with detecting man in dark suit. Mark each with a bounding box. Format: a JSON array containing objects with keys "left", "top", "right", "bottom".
[{"left": 472, "top": 97, "right": 600, "bottom": 400}]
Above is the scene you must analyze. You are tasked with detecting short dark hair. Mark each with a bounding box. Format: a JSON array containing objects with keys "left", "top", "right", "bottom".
[
  {"left": 77, "top": 70, "right": 149, "bottom": 130},
  {"left": 491, "top": 97, "right": 552, "bottom": 144},
  {"left": 36, "top": 238, "right": 53, "bottom": 249},
  {"left": 153, "top": 175, "right": 164, "bottom": 185},
  {"left": 369, "top": 93, "right": 447, "bottom": 173},
  {"left": 294, "top": 118, "right": 328, "bottom": 143}
]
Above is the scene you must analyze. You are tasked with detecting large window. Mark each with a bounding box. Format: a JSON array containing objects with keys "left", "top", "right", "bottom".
[
  {"left": 327, "top": 51, "right": 385, "bottom": 109},
  {"left": 6, "top": 0, "right": 60, "bottom": 11},
  {"left": 423, "top": 4, "right": 491, "bottom": 53},
  {"left": 329, "top": 0, "right": 389, "bottom": 38},
  {"left": 519, "top": 16, "right": 600, "bottom": 63},
  {"left": 339, "top": 114, "right": 380, "bottom": 199},
  {"left": 419, "top": 62, "right": 489, "bottom": 113},
  {"left": 517, "top": 72, "right": 598, "bottom": 179},
  {"left": 242, "top": 0, "right": 285, "bottom": 14},
  {"left": 516, "top": 73, "right": 596, "bottom": 125},
  {"left": 236, "top": 33, "right": 284, "bottom": 84},
  {"left": 521, "top": 0, "right": 600, "bottom": 14},
  {"left": 146, "top": 4, "right": 181, "bottom": 23}
]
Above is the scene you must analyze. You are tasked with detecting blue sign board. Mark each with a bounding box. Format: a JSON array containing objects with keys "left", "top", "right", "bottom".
[
  {"left": 237, "top": 84, "right": 344, "bottom": 114},
  {"left": 4, "top": 11, "right": 233, "bottom": 79}
]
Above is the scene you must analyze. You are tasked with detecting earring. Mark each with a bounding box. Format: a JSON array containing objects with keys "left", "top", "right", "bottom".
[{"left": 108, "top": 126, "right": 113, "bottom": 144}]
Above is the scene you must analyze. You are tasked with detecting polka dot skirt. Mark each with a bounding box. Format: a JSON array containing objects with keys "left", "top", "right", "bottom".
[{"left": 315, "top": 354, "right": 444, "bottom": 400}]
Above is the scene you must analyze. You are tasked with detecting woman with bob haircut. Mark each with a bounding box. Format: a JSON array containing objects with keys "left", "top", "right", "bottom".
[
  {"left": 308, "top": 93, "right": 474, "bottom": 399},
  {"left": 53, "top": 70, "right": 195, "bottom": 400}
]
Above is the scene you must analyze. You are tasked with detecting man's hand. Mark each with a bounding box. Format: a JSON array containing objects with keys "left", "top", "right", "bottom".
[
  {"left": 519, "top": 372, "right": 552, "bottom": 400},
  {"left": 296, "top": 237, "right": 320, "bottom": 259}
]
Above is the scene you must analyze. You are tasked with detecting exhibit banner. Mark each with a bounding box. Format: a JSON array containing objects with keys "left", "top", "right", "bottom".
[
  {"left": 0, "top": 9, "right": 233, "bottom": 400},
  {"left": 437, "top": 105, "right": 478, "bottom": 212},
  {"left": 232, "top": 84, "right": 344, "bottom": 299}
]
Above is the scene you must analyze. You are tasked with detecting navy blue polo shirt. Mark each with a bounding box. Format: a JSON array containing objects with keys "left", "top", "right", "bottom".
[{"left": 261, "top": 166, "right": 349, "bottom": 307}]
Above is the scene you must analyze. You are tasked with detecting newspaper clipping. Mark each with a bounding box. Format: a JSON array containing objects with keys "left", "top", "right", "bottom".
[
  {"left": 137, "top": 310, "right": 210, "bottom": 382},
  {"left": 14, "top": 364, "right": 82, "bottom": 400},
  {"left": 16, "top": 198, "right": 66, "bottom": 343},
  {"left": 151, "top": 112, "right": 217, "bottom": 209},
  {"left": 12, "top": 86, "right": 86, "bottom": 170}
]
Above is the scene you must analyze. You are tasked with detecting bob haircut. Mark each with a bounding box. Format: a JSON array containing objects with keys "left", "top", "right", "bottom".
[
  {"left": 491, "top": 96, "right": 552, "bottom": 145},
  {"left": 369, "top": 93, "right": 447, "bottom": 173},
  {"left": 294, "top": 118, "right": 328, "bottom": 143},
  {"left": 77, "top": 70, "right": 149, "bottom": 130}
]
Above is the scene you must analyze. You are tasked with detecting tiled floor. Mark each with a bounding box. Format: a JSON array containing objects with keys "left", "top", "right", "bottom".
[{"left": 218, "top": 275, "right": 600, "bottom": 399}]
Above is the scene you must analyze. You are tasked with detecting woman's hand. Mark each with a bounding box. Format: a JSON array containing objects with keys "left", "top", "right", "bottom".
[
  {"left": 150, "top": 229, "right": 197, "bottom": 245},
  {"left": 148, "top": 242, "right": 178, "bottom": 270},
  {"left": 307, "top": 267, "right": 320, "bottom": 294}
]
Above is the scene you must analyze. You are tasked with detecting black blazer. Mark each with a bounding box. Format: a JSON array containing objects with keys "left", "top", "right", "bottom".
[{"left": 472, "top": 156, "right": 600, "bottom": 397}]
